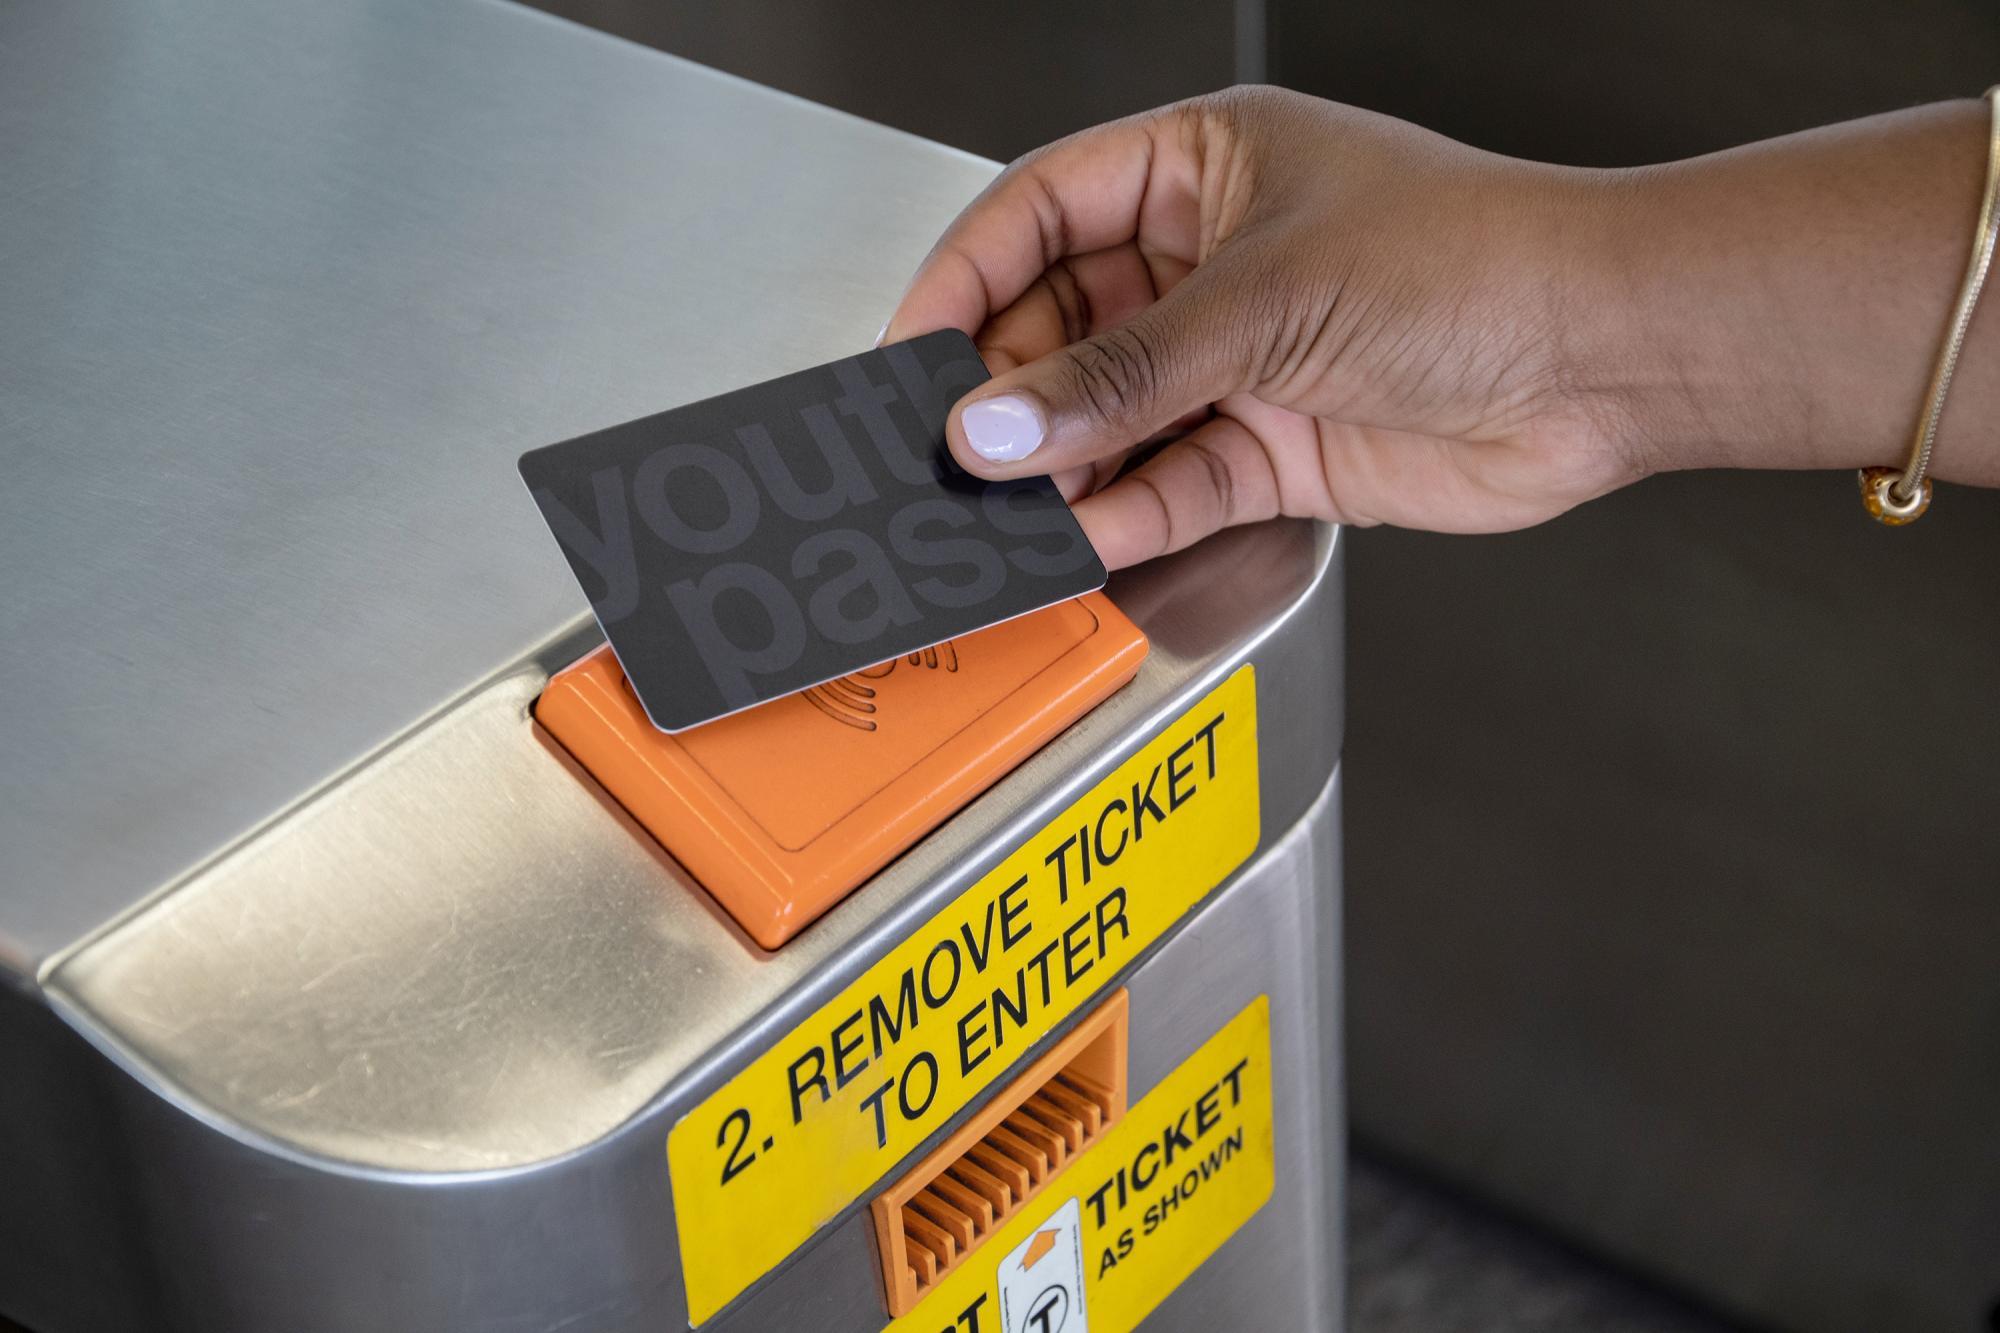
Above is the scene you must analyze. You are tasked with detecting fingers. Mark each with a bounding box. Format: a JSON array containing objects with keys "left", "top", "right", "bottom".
[
  {"left": 946, "top": 258, "right": 1254, "bottom": 479},
  {"left": 882, "top": 108, "right": 1203, "bottom": 345},
  {"left": 1069, "top": 412, "right": 1284, "bottom": 570},
  {"left": 975, "top": 243, "right": 1186, "bottom": 375}
]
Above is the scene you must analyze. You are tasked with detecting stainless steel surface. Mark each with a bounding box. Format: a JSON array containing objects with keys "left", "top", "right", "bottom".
[
  {"left": 12, "top": 516, "right": 1342, "bottom": 1329},
  {"left": 0, "top": 0, "right": 995, "bottom": 970},
  {"left": 47, "top": 519, "right": 1338, "bottom": 1174},
  {"left": 1132, "top": 768, "right": 1343, "bottom": 1333},
  {"left": 513, "top": 0, "right": 1245, "bottom": 168},
  {"left": 710, "top": 769, "right": 1345, "bottom": 1333},
  {"left": 9, "top": 758, "right": 1343, "bottom": 1333},
  {"left": 2, "top": 4, "right": 1348, "bottom": 1329}
]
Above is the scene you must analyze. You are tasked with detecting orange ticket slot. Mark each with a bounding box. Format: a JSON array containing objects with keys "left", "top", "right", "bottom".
[
  {"left": 535, "top": 593, "right": 1148, "bottom": 949},
  {"left": 871, "top": 990, "right": 1130, "bottom": 1316}
]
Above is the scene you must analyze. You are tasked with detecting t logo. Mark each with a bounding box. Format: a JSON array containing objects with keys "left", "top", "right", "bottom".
[{"left": 1022, "top": 1285, "right": 1069, "bottom": 1333}]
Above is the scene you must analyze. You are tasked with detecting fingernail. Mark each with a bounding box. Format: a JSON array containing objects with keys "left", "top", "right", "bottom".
[
  {"left": 873, "top": 321, "right": 890, "bottom": 347},
  {"left": 960, "top": 394, "right": 1045, "bottom": 462}
]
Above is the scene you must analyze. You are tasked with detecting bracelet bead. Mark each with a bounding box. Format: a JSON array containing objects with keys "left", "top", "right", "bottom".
[{"left": 1857, "top": 466, "right": 1932, "bottom": 525}]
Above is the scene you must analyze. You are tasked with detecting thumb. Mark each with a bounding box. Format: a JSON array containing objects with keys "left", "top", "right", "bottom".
[{"left": 946, "top": 267, "right": 1250, "bottom": 478}]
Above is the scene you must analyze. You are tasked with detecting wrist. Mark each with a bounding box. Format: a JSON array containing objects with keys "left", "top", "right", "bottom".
[
  {"left": 1566, "top": 99, "right": 1999, "bottom": 483},
  {"left": 1559, "top": 163, "right": 1780, "bottom": 479}
]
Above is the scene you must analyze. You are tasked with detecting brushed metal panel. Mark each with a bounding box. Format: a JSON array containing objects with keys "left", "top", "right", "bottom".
[
  {"left": 46, "top": 520, "right": 1339, "bottom": 1174},
  {"left": 0, "top": 0, "right": 997, "bottom": 968},
  {"left": 18, "top": 528, "right": 1342, "bottom": 1330},
  {"left": 710, "top": 769, "right": 1345, "bottom": 1333},
  {"left": 1126, "top": 767, "right": 1343, "bottom": 1333},
  {"left": 2, "top": 6, "right": 1350, "bottom": 1330},
  {"left": 20, "top": 767, "right": 1342, "bottom": 1333}
]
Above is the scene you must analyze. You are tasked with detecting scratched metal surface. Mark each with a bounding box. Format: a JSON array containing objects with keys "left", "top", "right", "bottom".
[
  {"left": 0, "top": 0, "right": 995, "bottom": 971},
  {"left": 45, "top": 518, "right": 1338, "bottom": 1173}
]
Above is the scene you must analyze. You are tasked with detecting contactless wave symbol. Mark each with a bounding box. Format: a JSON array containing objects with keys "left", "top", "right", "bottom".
[{"left": 802, "top": 640, "right": 961, "bottom": 731}]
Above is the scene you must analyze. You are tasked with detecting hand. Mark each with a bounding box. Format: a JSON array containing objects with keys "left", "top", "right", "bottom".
[
  {"left": 882, "top": 86, "right": 1640, "bottom": 568},
  {"left": 884, "top": 88, "right": 2000, "bottom": 566}
]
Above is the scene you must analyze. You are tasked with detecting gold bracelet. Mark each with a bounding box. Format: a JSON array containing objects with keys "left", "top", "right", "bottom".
[{"left": 1860, "top": 85, "right": 2000, "bottom": 525}]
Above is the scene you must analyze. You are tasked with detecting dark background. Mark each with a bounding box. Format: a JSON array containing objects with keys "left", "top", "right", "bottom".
[{"left": 516, "top": 5, "right": 2000, "bottom": 1331}]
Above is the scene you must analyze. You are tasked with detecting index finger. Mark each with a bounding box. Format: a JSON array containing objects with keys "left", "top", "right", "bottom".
[{"left": 882, "top": 106, "right": 1203, "bottom": 345}]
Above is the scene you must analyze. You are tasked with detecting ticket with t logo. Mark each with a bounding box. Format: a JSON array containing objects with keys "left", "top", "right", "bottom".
[{"left": 518, "top": 331, "right": 1106, "bottom": 731}]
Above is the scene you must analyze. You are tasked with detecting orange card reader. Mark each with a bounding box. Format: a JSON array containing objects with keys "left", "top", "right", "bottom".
[{"left": 536, "top": 593, "right": 1148, "bottom": 949}]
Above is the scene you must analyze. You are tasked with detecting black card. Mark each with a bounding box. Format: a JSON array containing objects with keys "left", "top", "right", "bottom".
[{"left": 519, "top": 331, "right": 1106, "bottom": 731}]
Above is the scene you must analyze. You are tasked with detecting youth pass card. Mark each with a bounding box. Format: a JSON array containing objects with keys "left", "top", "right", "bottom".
[{"left": 519, "top": 331, "right": 1106, "bottom": 731}]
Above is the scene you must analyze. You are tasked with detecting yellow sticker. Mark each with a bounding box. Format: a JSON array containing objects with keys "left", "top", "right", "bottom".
[
  {"left": 886, "top": 995, "right": 1275, "bottom": 1333},
  {"left": 669, "top": 665, "right": 1260, "bottom": 1325}
]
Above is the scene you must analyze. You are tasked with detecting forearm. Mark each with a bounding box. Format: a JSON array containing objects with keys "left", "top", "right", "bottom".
[{"left": 1578, "top": 98, "right": 1999, "bottom": 485}]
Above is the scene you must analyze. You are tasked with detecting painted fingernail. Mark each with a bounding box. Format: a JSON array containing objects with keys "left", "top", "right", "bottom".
[
  {"left": 873, "top": 321, "right": 890, "bottom": 347},
  {"left": 960, "top": 394, "right": 1045, "bottom": 462}
]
